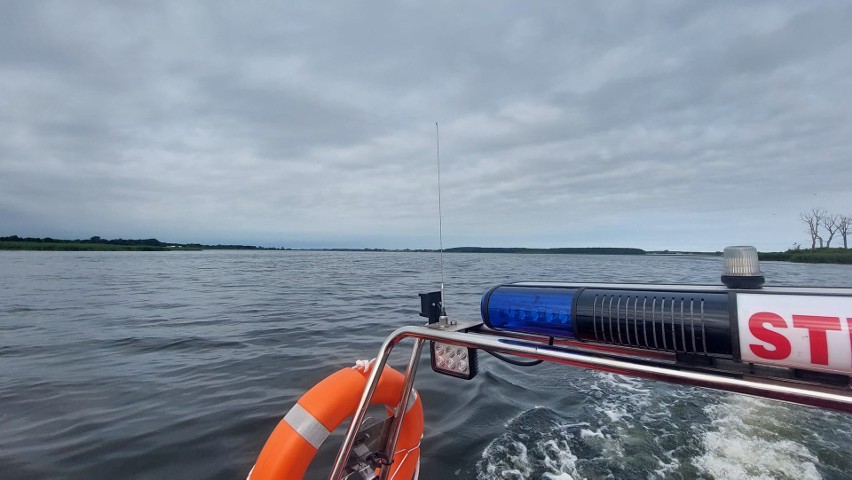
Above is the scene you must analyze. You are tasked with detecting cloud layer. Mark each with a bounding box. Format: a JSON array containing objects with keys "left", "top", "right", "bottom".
[{"left": 2, "top": 1, "right": 851, "bottom": 250}]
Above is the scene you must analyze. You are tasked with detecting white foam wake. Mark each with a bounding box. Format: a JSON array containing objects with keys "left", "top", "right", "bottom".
[
  {"left": 693, "top": 395, "right": 821, "bottom": 480},
  {"left": 477, "top": 408, "right": 582, "bottom": 480}
]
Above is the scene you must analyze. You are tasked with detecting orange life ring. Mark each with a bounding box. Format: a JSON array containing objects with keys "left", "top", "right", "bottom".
[{"left": 248, "top": 365, "right": 423, "bottom": 480}]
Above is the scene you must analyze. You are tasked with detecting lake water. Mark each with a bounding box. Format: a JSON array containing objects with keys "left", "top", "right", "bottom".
[{"left": 1, "top": 250, "right": 851, "bottom": 479}]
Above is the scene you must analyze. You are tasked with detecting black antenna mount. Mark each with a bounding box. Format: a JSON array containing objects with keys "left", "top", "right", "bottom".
[{"left": 418, "top": 291, "right": 444, "bottom": 324}]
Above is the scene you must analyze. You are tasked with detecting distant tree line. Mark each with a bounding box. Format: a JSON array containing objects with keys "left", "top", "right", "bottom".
[
  {"left": 0, "top": 235, "right": 271, "bottom": 250},
  {"left": 1, "top": 235, "right": 169, "bottom": 247},
  {"left": 799, "top": 208, "right": 850, "bottom": 249},
  {"left": 445, "top": 247, "right": 646, "bottom": 255}
]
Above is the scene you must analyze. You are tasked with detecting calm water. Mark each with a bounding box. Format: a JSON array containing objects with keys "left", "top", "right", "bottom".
[{"left": 1, "top": 251, "right": 851, "bottom": 479}]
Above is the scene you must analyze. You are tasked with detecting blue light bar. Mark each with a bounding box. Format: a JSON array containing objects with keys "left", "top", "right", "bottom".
[
  {"left": 481, "top": 285, "right": 576, "bottom": 337},
  {"left": 480, "top": 282, "right": 852, "bottom": 384}
]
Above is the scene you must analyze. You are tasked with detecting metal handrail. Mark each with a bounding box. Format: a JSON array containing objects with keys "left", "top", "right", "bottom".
[{"left": 329, "top": 324, "right": 852, "bottom": 479}]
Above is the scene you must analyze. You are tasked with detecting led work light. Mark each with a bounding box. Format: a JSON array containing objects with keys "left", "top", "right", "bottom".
[{"left": 430, "top": 341, "right": 478, "bottom": 380}]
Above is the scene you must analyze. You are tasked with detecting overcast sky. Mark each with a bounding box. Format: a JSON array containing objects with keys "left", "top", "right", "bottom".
[{"left": 1, "top": 1, "right": 851, "bottom": 250}]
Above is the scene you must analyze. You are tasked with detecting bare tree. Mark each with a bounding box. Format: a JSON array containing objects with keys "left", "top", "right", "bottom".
[
  {"left": 801, "top": 208, "right": 827, "bottom": 249},
  {"left": 822, "top": 214, "right": 840, "bottom": 248},
  {"left": 837, "top": 215, "right": 850, "bottom": 249}
]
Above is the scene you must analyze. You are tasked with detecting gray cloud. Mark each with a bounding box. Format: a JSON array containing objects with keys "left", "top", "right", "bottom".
[{"left": 1, "top": 1, "right": 851, "bottom": 250}]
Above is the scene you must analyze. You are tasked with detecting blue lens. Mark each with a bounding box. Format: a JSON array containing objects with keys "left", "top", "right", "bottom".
[{"left": 481, "top": 286, "right": 576, "bottom": 337}]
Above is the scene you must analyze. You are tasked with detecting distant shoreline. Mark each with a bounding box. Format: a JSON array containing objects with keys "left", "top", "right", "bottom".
[
  {"left": 3, "top": 236, "right": 850, "bottom": 264},
  {"left": 442, "top": 246, "right": 646, "bottom": 255},
  {"left": 0, "top": 236, "right": 281, "bottom": 252},
  {"left": 759, "top": 248, "right": 852, "bottom": 265},
  {"left": 0, "top": 240, "right": 701, "bottom": 256},
  {"left": 0, "top": 242, "right": 645, "bottom": 255}
]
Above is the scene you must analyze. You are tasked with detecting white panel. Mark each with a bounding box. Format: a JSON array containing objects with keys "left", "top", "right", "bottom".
[{"left": 737, "top": 294, "right": 852, "bottom": 375}]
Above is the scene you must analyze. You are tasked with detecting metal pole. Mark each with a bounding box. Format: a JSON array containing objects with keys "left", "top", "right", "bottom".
[
  {"left": 328, "top": 334, "right": 400, "bottom": 480},
  {"left": 379, "top": 338, "right": 425, "bottom": 480}
]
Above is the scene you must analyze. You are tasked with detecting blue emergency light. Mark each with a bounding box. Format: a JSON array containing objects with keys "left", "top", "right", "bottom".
[
  {"left": 480, "top": 285, "right": 577, "bottom": 338},
  {"left": 482, "top": 282, "right": 734, "bottom": 358},
  {"left": 475, "top": 277, "right": 852, "bottom": 389},
  {"left": 478, "top": 248, "right": 769, "bottom": 360}
]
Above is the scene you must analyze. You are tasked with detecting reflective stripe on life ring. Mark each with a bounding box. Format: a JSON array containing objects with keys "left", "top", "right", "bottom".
[
  {"left": 282, "top": 403, "right": 330, "bottom": 449},
  {"left": 248, "top": 365, "right": 424, "bottom": 480}
]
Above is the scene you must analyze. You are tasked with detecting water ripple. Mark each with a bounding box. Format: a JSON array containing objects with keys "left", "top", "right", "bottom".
[{"left": 0, "top": 250, "right": 850, "bottom": 479}]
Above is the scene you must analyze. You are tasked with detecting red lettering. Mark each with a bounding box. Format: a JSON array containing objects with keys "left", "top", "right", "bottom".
[
  {"left": 792, "top": 315, "right": 841, "bottom": 365},
  {"left": 749, "top": 312, "right": 791, "bottom": 360},
  {"left": 848, "top": 318, "right": 852, "bottom": 366}
]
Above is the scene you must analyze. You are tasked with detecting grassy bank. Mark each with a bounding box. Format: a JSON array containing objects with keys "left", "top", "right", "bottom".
[
  {"left": 759, "top": 248, "right": 852, "bottom": 264},
  {"left": 0, "top": 241, "right": 180, "bottom": 251},
  {"left": 0, "top": 236, "right": 262, "bottom": 251}
]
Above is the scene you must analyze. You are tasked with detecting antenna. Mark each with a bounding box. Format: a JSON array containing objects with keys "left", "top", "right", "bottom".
[{"left": 436, "top": 122, "right": 448, "bottom": 321}]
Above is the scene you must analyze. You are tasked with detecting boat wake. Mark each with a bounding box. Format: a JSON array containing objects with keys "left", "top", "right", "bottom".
[
  {"left": 475, "top": 370, "right": 845, "bottom": 479},
  {"left": 694, "top": 395, "right": 821, "bottom": 480},
  {"left": 476, "top": 407, "right": 582, "bottom": 480}
]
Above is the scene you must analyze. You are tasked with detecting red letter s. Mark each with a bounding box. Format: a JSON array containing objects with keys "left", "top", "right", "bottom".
[{"left": 749, "top": 312, "right": 791, "bottom": 360}]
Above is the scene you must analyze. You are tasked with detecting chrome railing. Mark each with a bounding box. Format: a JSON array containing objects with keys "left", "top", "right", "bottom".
[{"left": 329, "top": 323, "right": 852, "bottom": 479}]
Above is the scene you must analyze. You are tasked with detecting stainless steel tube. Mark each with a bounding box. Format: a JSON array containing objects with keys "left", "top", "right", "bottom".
[
  {"left": 396, "top": 326, "right": 852, "bottom": 413},
  {"left": 328, "top": 333, "right": 401, "bottom": 480},
  {"left": 378, "top": 338, "right": 425, "bottom": 480},
  {"left": 330, "top": 325, "right": 852, "bottom": 479}
]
